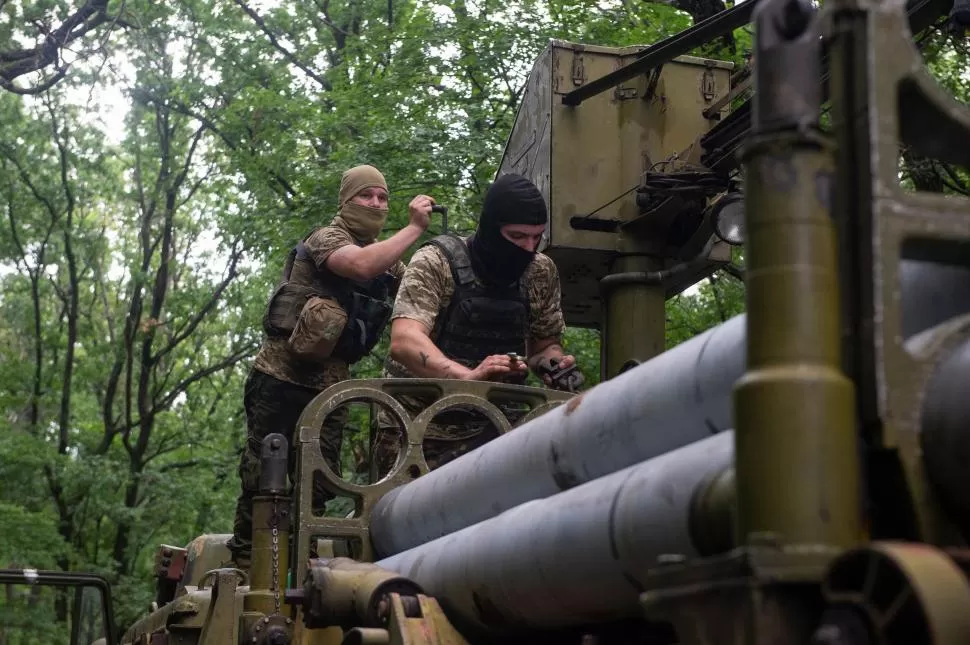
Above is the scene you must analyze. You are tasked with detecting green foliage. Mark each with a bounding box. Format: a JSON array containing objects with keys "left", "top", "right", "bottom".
[
  {"left": 0, "top": 0, "right": 740, "bottom": 622},
  {"left": 1, "top": 0, "right": 967, "bottom": 635}
]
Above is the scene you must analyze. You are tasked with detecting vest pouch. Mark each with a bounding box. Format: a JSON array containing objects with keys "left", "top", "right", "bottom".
[
  {"left": 333, "top": 292, "right": 392, "bottom": 363},
  {"left": 457, "top": 296, "right": 527, "bottom": 326},
  {"left": 264, "top": 283, "right": 320, "bottom": 337},
  {"left": 287, "top": 296, "right": 348, "bottom": 362}
]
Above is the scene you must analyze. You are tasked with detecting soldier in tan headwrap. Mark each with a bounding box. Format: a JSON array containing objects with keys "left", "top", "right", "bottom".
[{"left": 227, "top": 164, "right": 434, "bottom": 567}]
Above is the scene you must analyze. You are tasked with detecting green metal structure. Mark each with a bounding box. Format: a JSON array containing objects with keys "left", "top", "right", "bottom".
[{"left": 28, "top": 0, "right": 970, "bottom": 642}]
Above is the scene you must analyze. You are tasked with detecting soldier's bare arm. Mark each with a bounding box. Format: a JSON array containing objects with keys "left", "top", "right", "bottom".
[
  {"left": 389, "top": 319, "right": 522, "bottom": 381},
  {"left": 325, "top": 194, "right": 434, "bottom": 281},
  {"left": 389, "top": 318, "right": 468, "bottom": 378}
]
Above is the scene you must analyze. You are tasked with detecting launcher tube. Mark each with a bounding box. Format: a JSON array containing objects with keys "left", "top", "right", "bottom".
[
  {"left": 371, "top": 259, "right": 969, "bottom": 558},
  {"left": 376, "top": 432, "right": 735, "bottom": 633},
  {"left": 371, "top": 314, "right": 745, "bottom": 557}
]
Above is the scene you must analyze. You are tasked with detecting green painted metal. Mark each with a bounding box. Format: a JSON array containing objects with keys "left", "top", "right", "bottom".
[
  {"left": 735, "top": 132, "right": 862, "bottom": 548},
  {"left": 601, "top": 255, "right": 666, "bottom": 381}
]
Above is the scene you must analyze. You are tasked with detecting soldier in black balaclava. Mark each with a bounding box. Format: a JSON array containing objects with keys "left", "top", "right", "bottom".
[
  {"left": 375, "top": 173, "right": 582, "bottom": 478},
  {"left": 467, "top": 173, "right": 551, "bottom": 287}
]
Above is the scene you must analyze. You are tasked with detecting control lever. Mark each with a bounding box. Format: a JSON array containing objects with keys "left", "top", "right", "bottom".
[{"left": 431, "top": 204, "right": 449, "bottom": 233}]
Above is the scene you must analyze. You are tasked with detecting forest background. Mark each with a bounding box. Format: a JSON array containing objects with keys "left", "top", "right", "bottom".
[{"left": 1, "top": 0, "right": 967, "bottom": 629}]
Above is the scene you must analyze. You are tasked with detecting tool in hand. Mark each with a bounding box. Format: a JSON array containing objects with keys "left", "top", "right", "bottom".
[
  {"left": 431, "top": 204, "right": 449, "bottom": 233},
  {"left": 536, "top": 356, "right": 585, "bottom": 393}
]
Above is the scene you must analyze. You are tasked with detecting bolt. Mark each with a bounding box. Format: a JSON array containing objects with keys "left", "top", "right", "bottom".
[
  {"left": 811, "top": 608, "right": 872, "bottom": 645},
  {"left": 266, "top": 627, "right": 289, "bottom": 645},
  {"left": 271, "top": 437, "right": 282, "bottom": 449},
  {"left": 656, "top": 554, "right": 687, "bottom": 565},
  {"left": 255, "top": 624, "right": 262, "bottom": 632},
  {"left": 812, "top": 625, "right": 849, "bottom": 645}
]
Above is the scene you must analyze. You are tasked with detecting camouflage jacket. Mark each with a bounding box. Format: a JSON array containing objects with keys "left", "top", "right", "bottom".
[
  {"left": 254, "top": 224, "right": 405, "bottom": 390},
  {"left": 384, "top": 236, "right": 565, "bottom": 378}
]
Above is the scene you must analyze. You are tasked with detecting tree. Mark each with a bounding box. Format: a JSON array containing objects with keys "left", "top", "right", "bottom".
[
  {"left": 0, "top": 0, "right": 139, "bottom": 94},
  {"left": 0, "top": 3, "right": 260, "bottom": 622}
]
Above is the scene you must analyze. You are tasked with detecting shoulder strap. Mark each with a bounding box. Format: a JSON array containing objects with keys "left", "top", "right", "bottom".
[
  {"left": 426, "top": 233, "right": 476, "bottom": 287},
  {"left": 278, "top": 227, "right": 325, "bottom": 281},
  {"left": 279, "top": 247, "right": 298, "bottom": 281}
]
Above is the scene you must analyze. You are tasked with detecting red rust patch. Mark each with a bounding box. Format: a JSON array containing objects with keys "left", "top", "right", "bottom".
[{"left": 565, "top": 393, "right": 584, "bottom": 415}]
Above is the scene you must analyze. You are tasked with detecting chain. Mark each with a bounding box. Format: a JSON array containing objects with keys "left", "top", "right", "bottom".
[{"left": 271, "top": 496, "right": 281, "bottom": 616}]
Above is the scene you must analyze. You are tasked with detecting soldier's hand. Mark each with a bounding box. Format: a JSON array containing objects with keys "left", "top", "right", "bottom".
[
  {"left": 464, "top": 353, "right": 528, "bottom": 382},
  {"left": 408, "top": 194, "right": 435, "bottom": 231},
  {"left": 536, "top": 355, "right": 584, "bottom": 391}
]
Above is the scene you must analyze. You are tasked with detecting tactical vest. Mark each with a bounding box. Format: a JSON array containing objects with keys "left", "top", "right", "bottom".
[
  {"left": 262, "top": 228, "right": 396, "bottom": 364},
  {"left": 427, "top": 234, "right": 529, "bottom": 384}
]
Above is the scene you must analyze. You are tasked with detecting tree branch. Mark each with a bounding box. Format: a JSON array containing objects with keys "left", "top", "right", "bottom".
[
  {"left": 157, "top": 458, "right": 220, "bottom": 473},
  {"left": 232, "top": 0, "right": 333, "bottom": 89},
  {"left": 151, "top": 344, "right": 258, "bottom": 415},
  {"left": 46, "top": 98, "right": 80, "bottom": 457},
  {"left": 151, "top": 242, "right": 243, "bottom": 364},
  {"left": 0, "top": 0, "right": 122, "bottom": 93},
  {"left": 133, "top": 89, "right": 298, "bottom": 207}
]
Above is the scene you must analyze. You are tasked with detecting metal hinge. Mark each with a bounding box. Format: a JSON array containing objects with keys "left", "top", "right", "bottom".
[
  {"left": 701, "top": 68, "right": 717, "bottom": 102},
  {"left": 571, "top": 53, "right": 586, "bottom": 86},
  {"left": 614, "top": 85, "right": 639, "bottom": 100}
]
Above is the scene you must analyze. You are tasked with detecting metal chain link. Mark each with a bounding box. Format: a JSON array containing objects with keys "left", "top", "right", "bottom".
[{"left": 271, "top": 496, "right": 281, "bottom": 616}]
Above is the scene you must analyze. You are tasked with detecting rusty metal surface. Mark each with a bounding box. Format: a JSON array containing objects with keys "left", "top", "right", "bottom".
[
  {"left": 386, "top": 594, "right": 472, "bottom": 645},
  {"left": 374, "top": 432, "right": 734, "bottom": 633}
]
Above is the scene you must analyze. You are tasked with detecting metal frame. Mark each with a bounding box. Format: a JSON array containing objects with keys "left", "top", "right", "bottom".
[{"left": 0, "top": 568, "right": 117, "bottom": 645}]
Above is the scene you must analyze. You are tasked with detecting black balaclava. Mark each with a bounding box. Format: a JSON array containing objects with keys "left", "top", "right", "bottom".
[{"left": 468, "top": 173, "right": 548, "bottom": 287}]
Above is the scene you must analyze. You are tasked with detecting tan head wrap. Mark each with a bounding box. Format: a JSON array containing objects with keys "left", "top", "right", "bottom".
[{"left": 332, "top": 165, "right": 389, "bottom": 243}]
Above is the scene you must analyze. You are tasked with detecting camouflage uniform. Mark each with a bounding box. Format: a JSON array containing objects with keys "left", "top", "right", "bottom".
[
  {"left": 374, "top": 237, "right": 565, "bottom": 477},
  {"left": 228, "top": 225, "right": 404, "bottom": 561}
]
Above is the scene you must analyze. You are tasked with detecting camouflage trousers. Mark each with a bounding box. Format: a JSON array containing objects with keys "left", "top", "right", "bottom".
[
  {"left": 226, "top": 369, "right": 348, "bottom": 561},
  {"left": 371, "top": 395, "right": 525, "bottom": 479}
]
